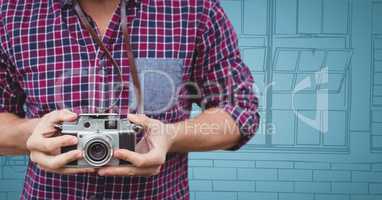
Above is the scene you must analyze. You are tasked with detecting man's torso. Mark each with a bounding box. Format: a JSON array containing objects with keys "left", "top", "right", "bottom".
[{"left": 0, "top": 0, "right": 215, "bottom": 199}]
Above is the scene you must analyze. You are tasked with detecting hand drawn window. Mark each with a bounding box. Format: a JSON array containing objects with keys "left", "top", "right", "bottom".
[
  {"left": 203, "top": 0, "right": 354, "bottom": 153},
  {"left": 257, "top": 48, "right": 352, "bottom": 152}
]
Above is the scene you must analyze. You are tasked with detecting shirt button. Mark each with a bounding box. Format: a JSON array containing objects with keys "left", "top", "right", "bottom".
[
  {"left": 99, "top": 59, "right": 106, "bottom": 67},
  {"left": 98, "top": 68, "right": 105, "bottom": 75}
]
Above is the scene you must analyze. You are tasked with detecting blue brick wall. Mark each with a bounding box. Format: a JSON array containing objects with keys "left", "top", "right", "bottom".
[
  {"left": 189, "top": 159, "right": 382, "bottom": 199},
  {"left": 1, "top": 0, "right": 382, "bottom": 199}
]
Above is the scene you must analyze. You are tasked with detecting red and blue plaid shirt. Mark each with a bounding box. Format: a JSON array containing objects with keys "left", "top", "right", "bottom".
[{"left": 0, "top": 0, "right": 259, "bottom": 199}]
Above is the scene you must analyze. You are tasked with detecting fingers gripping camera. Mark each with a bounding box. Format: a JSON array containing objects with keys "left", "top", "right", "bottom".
[{"left": 59, "top": 113, "right": 143, "bottom": 167}]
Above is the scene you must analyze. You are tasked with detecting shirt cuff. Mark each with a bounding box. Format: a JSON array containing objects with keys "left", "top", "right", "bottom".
[{"left": 223, "top": 104, "right": 260, "bottom": 151}]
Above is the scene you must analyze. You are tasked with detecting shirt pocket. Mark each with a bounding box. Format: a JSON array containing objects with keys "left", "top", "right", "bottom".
[{"left": 129, "top": 58, "right": 184, "bottom": 114}]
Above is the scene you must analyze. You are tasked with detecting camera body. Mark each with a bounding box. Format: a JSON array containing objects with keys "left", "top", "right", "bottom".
[{"left": 60, "top": 113, "right": 143, "bottom": 168}]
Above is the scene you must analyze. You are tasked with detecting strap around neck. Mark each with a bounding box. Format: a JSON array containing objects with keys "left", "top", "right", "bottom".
[{"left": 73, "top": 0, "right": 143, "bottom": 114}]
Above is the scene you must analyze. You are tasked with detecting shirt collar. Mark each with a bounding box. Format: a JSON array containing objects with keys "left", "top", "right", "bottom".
[{"left": 60, "top": 0, "right": 140, "bottom": 9}]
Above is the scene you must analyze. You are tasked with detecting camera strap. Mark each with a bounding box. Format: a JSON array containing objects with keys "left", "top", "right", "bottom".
[{"left": 73, "top": 0, "right": 143, "bottom": 114}]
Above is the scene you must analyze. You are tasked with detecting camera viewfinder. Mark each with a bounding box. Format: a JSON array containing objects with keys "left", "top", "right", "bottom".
[{"left": 105, "top": 120, "right": 118, "bottom": 129}]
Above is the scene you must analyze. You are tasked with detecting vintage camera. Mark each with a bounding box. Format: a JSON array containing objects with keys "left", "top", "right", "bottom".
[{"left": 59, "top": 113, "right": 143, "bottom": 167}]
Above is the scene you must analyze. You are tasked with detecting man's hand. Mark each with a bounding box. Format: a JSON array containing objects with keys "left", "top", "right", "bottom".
[
  {"left": 97, "top": 114, "right": 174, "bottom": 177},
  {"left": 26, "top": 109, "right": 96, "bottom": 174}
]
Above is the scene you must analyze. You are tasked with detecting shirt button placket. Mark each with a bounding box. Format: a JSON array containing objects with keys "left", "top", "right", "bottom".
[
  {"left": 97, "top": 54, "right": 107, "bottom": 113},
  {"left": 99, "top": 58, "right": 106, "bottom": 68}
]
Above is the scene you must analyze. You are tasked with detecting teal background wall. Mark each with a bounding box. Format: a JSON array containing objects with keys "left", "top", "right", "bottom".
[{"left": 1, "top": 0, "right": 382, "bottom": 199}]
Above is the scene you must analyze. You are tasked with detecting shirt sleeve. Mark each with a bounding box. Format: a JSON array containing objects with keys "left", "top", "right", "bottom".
[
  {"left": 0, "top": 46, "right": 26, "bottom": 117},
  {"left": 192, "top": 0, "right": 260, "bottom": 150}
]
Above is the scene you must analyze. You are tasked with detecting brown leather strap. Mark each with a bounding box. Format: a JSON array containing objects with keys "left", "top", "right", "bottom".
[{"left": 73, "top": 0, "right": 143, "bottom": 114}]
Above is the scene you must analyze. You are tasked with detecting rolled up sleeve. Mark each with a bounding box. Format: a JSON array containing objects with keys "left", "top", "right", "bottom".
[
  {"left": 0, "top": 46, "right": 25, "bottom": 116},
  {"left": 193, "top": 0, "right": 260, "bottom": 150}
]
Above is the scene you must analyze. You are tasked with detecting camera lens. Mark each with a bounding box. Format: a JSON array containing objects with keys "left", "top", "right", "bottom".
[
  {"left": 83, "top": 136, "right": 113, "bottom": 167},
  {"left": 87, "top": 141, "right": 109, "bottom": 162}
]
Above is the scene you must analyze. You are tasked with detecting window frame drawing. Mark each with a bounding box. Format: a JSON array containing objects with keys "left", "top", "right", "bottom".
[{"left": 218, "top": 0, "right": 354, "bottom": 153}]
